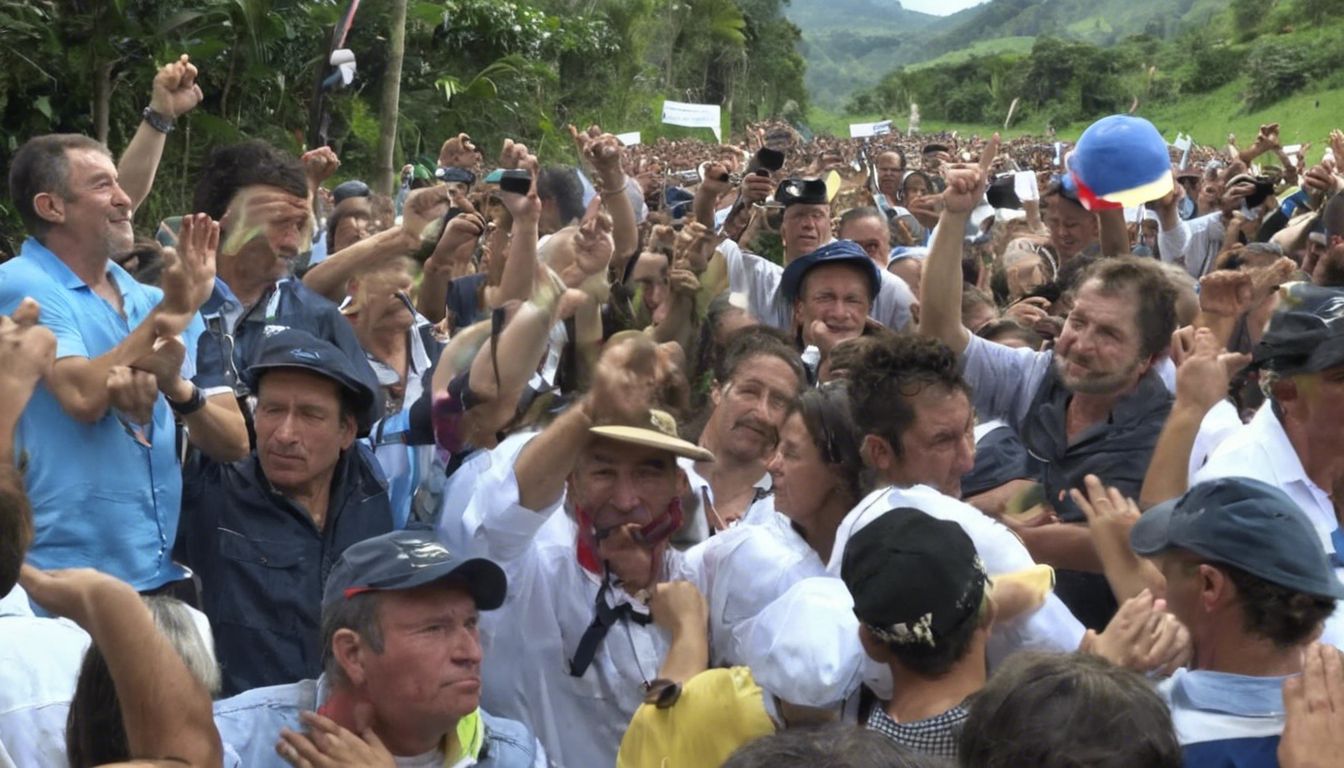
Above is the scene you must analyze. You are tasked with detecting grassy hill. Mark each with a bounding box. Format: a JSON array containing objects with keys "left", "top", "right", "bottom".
[{"left": 793, "top": 0, "right": 1229, "bottom": 108}]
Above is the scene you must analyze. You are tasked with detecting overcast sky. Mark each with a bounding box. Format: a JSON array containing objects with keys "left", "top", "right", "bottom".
[{"left": 902, "top": 0, "right": 988, "bottom": 14}]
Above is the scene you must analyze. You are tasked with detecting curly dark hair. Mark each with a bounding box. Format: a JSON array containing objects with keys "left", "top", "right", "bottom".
[
  {"left": 191, "top": 140, "right": 308, "bottom": 221},
  {"left": 845, "top": 335, "right": 970, "bottom": 458},
  {"left": 1221, "top": 563, "right": 1337, "bottom": 647}
]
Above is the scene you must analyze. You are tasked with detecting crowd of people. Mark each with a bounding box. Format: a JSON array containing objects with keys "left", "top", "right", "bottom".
[{"left": 5, "top": 52, "right": 1344, "bottom": 768}]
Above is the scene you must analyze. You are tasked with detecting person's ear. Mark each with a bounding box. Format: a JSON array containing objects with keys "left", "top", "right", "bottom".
[
  {"left": 1271, "top": 377, "right": 1299, "bottom": 404},
  {"left": 339, "top": 413, "right": 358, "bottom": 450},
  {"left": 1199, "top": 564, "right": 1231, "bottom": 612},
  {"left": 709, "top": 379, "right": 723, "bottom": 408},
  {"left": 332, "top": 628, "right": 369, "bottom": 686},
  {"left": 857, "top": 625, "right": 893, "bottom": 664},
  {"left": 32, "top": 193, "right": 65, "bottom": 226},
  {"left": 860, "top": 433, "right": 896, "bottom": 473}
]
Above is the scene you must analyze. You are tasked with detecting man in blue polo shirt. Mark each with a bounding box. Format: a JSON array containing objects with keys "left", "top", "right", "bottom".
[
  {"left": 176, "top": 327, "right": 393, "bottom": 695},
  {"left": 0, "top": 133, "right": 244, "bottom": 594},
  {"left": 1133, "top": 477, "right": 1344, "bottom": 767}
]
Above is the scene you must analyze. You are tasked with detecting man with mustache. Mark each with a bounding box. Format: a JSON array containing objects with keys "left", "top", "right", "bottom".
[
  {"left": 175, "top": 328, "right": 393, "bottom": 696},
  {"left": 461, "top": 332, "right": 716, "bottom": 766},
  {"left": 920, "top": 138, "right": 1178, "bottom": 630},
  {"left": 677, "top": 327, "right": 806, "bottom": 543}
]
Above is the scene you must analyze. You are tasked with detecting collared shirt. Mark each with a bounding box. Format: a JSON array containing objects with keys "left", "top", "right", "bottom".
[
  {"left": 194, "top": 276, "right": 382, "bottom": 431},
  {"left": 0, "top": 237, "right": 205, "bottom": 589},
  {"left": 717, "top": 239, "right": 917, "bottom": 332},
  {"left": 960, "top": 334, "right": 1172, "bottom": 523},
  {"left": 674, "top": 456, "right": 773, "bottom": 546},
  {"left": 463, "top": 458, "right": 671, "bottom": 768},
  {"left": 1192, "top": 402, "right": 1344, "bottom": 649},
  {"left": 0, "top": 585, "right": 91, "bottom": 768},
  {"left": 177, "top": 445, "right": 393, "bottom": 696},
  {"left": 214, "top": 674, "right": 544, "bottom": 768},
  {"left": 865, "top": 700, "right": 969, "bottom": 758},
  {"left": 1158, "top": 211, "right": 1226, "bottom": 278},
  {"left": 1158, "top": 668, "right": 1288, "bottom": 767}
]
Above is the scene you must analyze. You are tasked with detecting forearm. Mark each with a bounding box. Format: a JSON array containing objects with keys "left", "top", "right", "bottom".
[
  {"left": 515, "top": 403, "right": 593, "bottom": 511},
  {"left": 1192, "top": 311, "right": 1238, "bottom": 349},
  {"left": 1017, "top": 523, "right": 1103, "bottom": 572},
  {"left": 117, "top": 121, "right": 169, "bottom": 213},
  {"left": 1097, "top": 208, "right": 1129, "bottom": 258},
  {"left": 650, "top": 295, "right": 695, "bottom": 350},
  {"left": 1024, "top": 199, "right": 1043, "bottom": 231},
  {"left": 494, "top": 216, "right": 538, "bottom": 307},
  {"left": 602, "top": 179, "right": 639, "bottom": 274},
  {"left": 1139, "top": 401, "right": 1207, "bottom": 509},
  {"left": 48, "top": 318, "right": 164, "bottom": 423},
  {"left": 1092, "top": 527, "right": 1165, "bottom": 603},
  {"left": 572, "top": 294, "right": 604, "bottom": 391},
  {"left": 466, "top": 301, "right": 550, "bottom": 404},
  {"left": 658, "top": 625, "right": 709, "bottom": 684},
  {"left": 918, "top": 210, "right": 972, "bottom": 353},
  {"left": 692, "top": 186, "right": 720, "bottom": 230},
  {"left": 87, "top": 580, "right": 223, "bottom": 766},
  {"left": 417, "top": 262, "right": 453, "bottom": 324},
  {"left": 302, "top": 228, "right": 413, "bottom": 302},
  {"left": 178, "top": 391, "right": 249, "bottom": 463}
]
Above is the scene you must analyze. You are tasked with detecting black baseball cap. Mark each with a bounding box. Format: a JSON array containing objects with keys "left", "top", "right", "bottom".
[
  {"left": 1132, "top": 477, "right": 1344, "bottom": 599},
  {"left": 244, "top": 327, "right": 377, "bottom": 430},
  {"left": 332, "top": 179, "right": 372, "bottom": 205},
  {"left": 1252, "top": 284, "right": 1344, "bottom": 376},
  {"left": 841, "top": 507, "right": 988, "bottom": 650},
  {"left": 775, "top": 177, "right": 829, "bottom": 207},
  {"left": 780, "top": 239, "right": 882, "bottom": 304},
  {"left": 322, "top": 530, "right": 508, "bottom": 610}
]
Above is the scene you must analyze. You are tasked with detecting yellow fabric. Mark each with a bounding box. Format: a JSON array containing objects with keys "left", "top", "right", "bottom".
[
  {"left": 1099, "top": 173, "right": 1175, "bottom": 207},
  {"left": 445, "top": 709, "right": 485, "bottom": 766},
  {"left": 616, "top": 667, "right": 777, "bottom": 768}
]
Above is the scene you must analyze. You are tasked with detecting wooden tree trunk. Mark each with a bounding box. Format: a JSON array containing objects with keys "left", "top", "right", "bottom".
[
  {"left": 375, "top": 0, "right": 409, "bottom": 196},
  {"left": 94, "top": 59, "right": 114, "bottom": 145}
]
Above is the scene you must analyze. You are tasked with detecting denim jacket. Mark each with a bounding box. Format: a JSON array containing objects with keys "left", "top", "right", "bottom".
[{"left": 215, "top": 675, "right": 545, "bottom": 767}]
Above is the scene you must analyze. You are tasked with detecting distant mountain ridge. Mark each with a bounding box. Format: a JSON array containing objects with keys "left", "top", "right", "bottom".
[{"left": 788, "top": 0, "right": 1226, "bottom": 108}]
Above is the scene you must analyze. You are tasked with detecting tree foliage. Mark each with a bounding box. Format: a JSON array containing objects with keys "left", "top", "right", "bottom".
[{"left": 0, "top": 0, "right": 808, "bottom": 256}]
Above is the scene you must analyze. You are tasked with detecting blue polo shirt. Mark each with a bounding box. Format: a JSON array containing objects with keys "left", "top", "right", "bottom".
[
  {"left": 1159, "top": 668, "right": 1287, "bottom": 768},
  {"left": 0, "top": 238, "right": 204, "bottom": 591}
]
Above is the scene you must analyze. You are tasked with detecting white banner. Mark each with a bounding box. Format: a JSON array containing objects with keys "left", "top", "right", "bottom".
[
  {"left": 661, "top": 100, "right": 722, "bottom": 141},
  {"left": 615, "top": 131, "right": 641, "bottom": 146},
  {"left": 849, "top": 120, "right": 892, "bottom": 138}
]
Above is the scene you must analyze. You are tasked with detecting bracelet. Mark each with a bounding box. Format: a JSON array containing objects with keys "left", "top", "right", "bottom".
[
  {"left": 168, "top": 384, "right": 206, "bottom": 416},
  {"left": 141, "top": 107, "right": 175, "bottom": 135}
]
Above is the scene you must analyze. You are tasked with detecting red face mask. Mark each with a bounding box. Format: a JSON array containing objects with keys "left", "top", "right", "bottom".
[{"left": 575, "top": 497, "right": 683, "bottom": 575}]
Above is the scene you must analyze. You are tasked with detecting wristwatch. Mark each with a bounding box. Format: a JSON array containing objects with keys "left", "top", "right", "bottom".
[
  {"left": 168, "top": 384, "right": 206, "bottom": 416},
  {"left": 141, "top": 106, "right": 175, "bottom": 135}
]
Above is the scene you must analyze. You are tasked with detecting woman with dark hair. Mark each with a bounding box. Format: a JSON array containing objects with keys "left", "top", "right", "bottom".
[{"left": 766, "top": 380, "right": 867, "bottom": 563}]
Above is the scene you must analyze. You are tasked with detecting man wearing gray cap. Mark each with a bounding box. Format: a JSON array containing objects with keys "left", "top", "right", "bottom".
[
  {"left": 1134, "top": 477, "right": 1344, "bottom": 767},
  {"left": 213, "top": 529, "right": 544, "bottom": 767}
]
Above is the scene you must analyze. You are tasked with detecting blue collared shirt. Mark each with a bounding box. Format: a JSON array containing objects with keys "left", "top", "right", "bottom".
[
  {"left": 1159, "top": 668, "right": 1289, "bottom": 767},
  {"left": 0, "top": 238, "right": 203, "bottom": 590},
  {"left": 214, "top": 675, "right": 545, "bottom": 767}
]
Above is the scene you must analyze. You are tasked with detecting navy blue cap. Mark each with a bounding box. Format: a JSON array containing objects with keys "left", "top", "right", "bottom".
[
  {"left": 780, "top": 240, "right": 882, "bottom": 305},
  {"left": 322, "top": 530, "right": 507, "bottom": 609},
  {"left": 1132, "top": 477, "right": 1344, "bottom": 599},
  {"left": 1252, "top": 285, "right": 1344, "bottom": 375},
  {"left": 332, "top": 179, "right": 372, "bottom": 205},
  {"left": 775, "top": 177, "right": 829, "bottom": 207},
  {"left": 244, "top": 328, "right": 376, "bottom": 430}
]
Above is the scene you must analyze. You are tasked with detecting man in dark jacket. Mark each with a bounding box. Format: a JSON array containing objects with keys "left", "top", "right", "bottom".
[{"left": 177, "top": 327, "right": 394, "bottom": 695}]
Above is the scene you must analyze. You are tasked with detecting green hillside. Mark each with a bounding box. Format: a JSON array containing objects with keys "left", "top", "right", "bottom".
[{"left": 794, "top": 0, "right": 1230, "bottom": 108}]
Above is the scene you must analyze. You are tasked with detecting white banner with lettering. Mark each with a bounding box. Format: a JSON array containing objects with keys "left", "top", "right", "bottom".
[
  {"left": 661, "top": 101, "right": 722, "bottom": 141},
  {"left": 849, "top": 120, "right": 892, "bottom": 138}
]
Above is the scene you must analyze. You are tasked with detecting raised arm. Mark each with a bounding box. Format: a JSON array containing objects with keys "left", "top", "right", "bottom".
[
  {"left": 118, "top": 55, "right": 203, "bottom": 213},
  {"left": 21, "top": 566, "right": 222, "bottom": 767},
  {"left": 514, "top": 332, "right": 658, "bottom": 511},
  {"left": 572, "top": 126, "right": 639, "bottom": 274},
  {"left": 45, "top": 214, "right": 216, "bottom": 423},
  {"left": 488, "top": 141, "right": 541, "bottom": 308},
  {"left": 918, "top": 135, "right": 999, "bottom": 354}
]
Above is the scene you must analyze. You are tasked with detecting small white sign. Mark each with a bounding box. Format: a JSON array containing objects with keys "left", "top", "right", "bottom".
[
  {"left": 615, "top": 132, "right": 641, "bottom": 146},
  {"left": 849, "top": 120, "right": 893, "bottom": 138},
  {"left": 661, "top": 101, "right": 722, "bottom": 141}
]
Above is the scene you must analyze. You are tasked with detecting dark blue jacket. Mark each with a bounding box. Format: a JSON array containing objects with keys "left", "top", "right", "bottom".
[
  {"left": 194, "top": 277, "right": 382, "bottom": 434},
  {"left": 177, "top": 444, "right": 393, "bottom": 696}
]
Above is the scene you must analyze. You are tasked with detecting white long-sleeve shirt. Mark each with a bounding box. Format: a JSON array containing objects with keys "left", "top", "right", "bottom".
[{"left": 1158, "top": 212, "right": 1226, "bottom": 278}]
